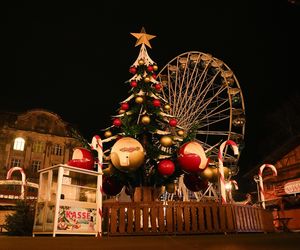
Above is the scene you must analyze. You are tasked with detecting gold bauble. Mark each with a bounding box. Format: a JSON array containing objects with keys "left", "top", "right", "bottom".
[
  {"left": 211, "top": 167, "right": 220, "bottom": 183},
  {"left": 200, "top": 167, "right": 213, "bottom": 180},
  {"left": 160, "top": 136, "right": 173, "bottom": 147},
  {"left": 164, "top": 104, "right": 171, "bottom": 111},
  {"left": 135, "top": 96, "right": 144, "bottom": 104},
  {"left": 223, "top": 166, "right": 230, "bottom": 179},
  {"left": 110, "top": 137, "right": 145, "bottom": 172},
  {"left": 104, "top": 130, "right": 112, "bottom": 138},
  {"left": 200, "top": 166, "right": 229, "bottom": 182},
  {"left": 199, "top": 167, "right": 219, "bottom": 182},
  {"left": 166, "top": 182, "right": 176, "bottom": 193},
  {"left": 119, "top": 109, "right": 125, "bottom": 114},
  {"left": 138, "top": 59, "right": 145, "bottom": 65},
  {"left": 177, "top": 130, "right": 184, "bottom": 136},
  {"left": 141, "top": 115, "right": 151, "bottom": 125},
  {"left": 153, "top": 65, "right": 158, "bottom": 71},
  {"left": 144, "top": 77, "right": 150, "bottom": 83}
]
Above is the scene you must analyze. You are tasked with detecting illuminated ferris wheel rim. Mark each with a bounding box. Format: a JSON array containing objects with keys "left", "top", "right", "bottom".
[{"left": 157, "top": 51, "right": 246, "bottom": 165}]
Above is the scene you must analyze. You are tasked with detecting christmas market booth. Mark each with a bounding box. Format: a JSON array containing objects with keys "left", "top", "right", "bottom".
[{"left": 32, "top": 163, "right": 102, "bottom": 237}]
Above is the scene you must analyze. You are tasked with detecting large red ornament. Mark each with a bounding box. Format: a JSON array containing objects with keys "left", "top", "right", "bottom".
[
  {"left": 121, "top": 102, "right": 129, "bottom": 110},
  {"left": 67, "top": 148, "right": 94, "bottom": 170},
  {"left": 113, "top": 118, "right": 122, "bottom": 127},
  {"left": 169, "top": 118, "right": 177, "bottom": 127},
  {"left": 129, "top": 67, "right": 137, "bottom": 74},
  {"left": 178, "top": 141, "right": 209, "bottom": 173},
  {"left": 183, "top": 174, "right": 208, "bottom": 192},
  {"left": 178, "top": 154, "right": 201, "bottom": 173},
  {"left": 152, "top": 99, "right": 161, "bottom": 107},
  {"left": 102, "top": 176, "right": 124, "bottom": 196},
  {"left": 158, "top": 159, "right": 175, "bottom": 176}
]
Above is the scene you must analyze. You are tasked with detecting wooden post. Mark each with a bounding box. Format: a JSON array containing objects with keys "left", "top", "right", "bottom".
[{"left": 133, "top": 186, "right": 164, "bottom": 202}]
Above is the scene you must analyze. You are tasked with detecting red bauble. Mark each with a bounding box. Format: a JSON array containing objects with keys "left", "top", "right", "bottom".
[
  {"left": 147, "top": 65, "right": 154, "bottom": 72},
  {"left": 178, "top": 141, "right": 209, "bottom": 172},
  {"left": 183, "top": 174, "right": 208, "bottom": 192},
  {"left": 121, "top": 102, "right": 129, "bottom": 111},
  {"left": 178, "top": 154, "right": 201, "bottom": 173},
  {"left": 102, "top": 176, "right": 124, "bottom": 196},
  {"left": 152, "top": 73, "right": 157, "bottom": 79},
  {"left": 158, "top": 159, "right": 175, "bottom": 176},
  {"left": 67, "top": 148, "right": 94, "bottom": 170},
  {"left": 154, "top": 84, "right": 162, "bottom": 91},
  {"left": 113, "top": 118, "right": 122, "bottom": 127},
  {"left": 130, "top": 80, "right": 138, "bottom": 87},
  {"left": 152, "top": 99, "right": 161, "bottom": 107},
  {"left": 129, "top": 67, "right": 137, "bottom": 74},
  {"left": 169, "top": 118, "right": 177, "bottom": 127}
]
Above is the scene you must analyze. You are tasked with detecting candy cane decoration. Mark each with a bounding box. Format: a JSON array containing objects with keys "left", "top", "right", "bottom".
[
  {"left": 218, "top": 140, "right": 239, "bottom": 204},
  {"left": 6, "top": 167, "right": 26, "bottom": 199},
  {"left": 90, "top": 135, "right": 103, "bottom": 237},
  {"left": 258, "top": 164, "right": 277, "bottom": 209}
]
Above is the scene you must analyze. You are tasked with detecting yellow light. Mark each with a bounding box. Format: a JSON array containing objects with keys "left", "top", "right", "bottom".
[{"left": 225, "top": 183, "right": 232, "bottom": 190}]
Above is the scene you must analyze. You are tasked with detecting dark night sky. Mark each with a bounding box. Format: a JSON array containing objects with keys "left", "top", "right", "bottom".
[{"left": 1, "top": 1, "right": 299, "bottom": 177}]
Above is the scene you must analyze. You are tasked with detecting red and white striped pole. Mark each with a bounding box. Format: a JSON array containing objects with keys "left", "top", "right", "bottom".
[
  {"left": 218, "top": 140, "right": 239, "bottom": 204},
  {"left": 6, "top": 167, "right": 26, "bottom": 199},
  {"left": 91, "top": 135, "right": 103, "bottom": 237},
  {"left": 258, "top": 164, "right": 277, "bottom": 209}
]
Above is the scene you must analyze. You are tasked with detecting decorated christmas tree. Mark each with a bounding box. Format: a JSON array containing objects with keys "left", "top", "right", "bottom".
[{"left": 100, "top": 28, "right": 210, "bottom": 200}]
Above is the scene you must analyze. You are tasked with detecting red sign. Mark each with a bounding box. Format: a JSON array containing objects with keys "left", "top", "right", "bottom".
[{"left": 284, "top": 180, "right": 300, "bottom": 194}]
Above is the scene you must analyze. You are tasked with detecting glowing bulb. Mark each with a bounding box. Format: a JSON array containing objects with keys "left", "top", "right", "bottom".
[{"left": 225, "top": 183, "right": 232, "bottom": 190}]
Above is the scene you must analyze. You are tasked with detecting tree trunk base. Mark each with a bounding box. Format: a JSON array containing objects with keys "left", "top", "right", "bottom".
[{"left": 133, "top": 186, "right": 164, "bottom": 202}]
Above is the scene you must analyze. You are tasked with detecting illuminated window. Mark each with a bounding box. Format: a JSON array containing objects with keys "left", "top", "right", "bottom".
[
  {"left": 13, "top": 137, "right": 25, "bottom": 151},
  {"left": 52, "top": 144, "right": 63, "bottom": 156},
  {"left": 11, "top": 158, "right": 21, "bottom": 167},
  {"left": 33, "top": 141, "right": 45, "bottom": 153}
]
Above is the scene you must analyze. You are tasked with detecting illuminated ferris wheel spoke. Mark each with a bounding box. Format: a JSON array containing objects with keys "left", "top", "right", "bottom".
[{"left": 158, "top": 51, "right": 246, "bottom": 167}]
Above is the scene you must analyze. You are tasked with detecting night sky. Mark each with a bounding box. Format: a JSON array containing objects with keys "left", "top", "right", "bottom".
[{"left": 1, "top": 1, "right": 299, "bottom": 178}]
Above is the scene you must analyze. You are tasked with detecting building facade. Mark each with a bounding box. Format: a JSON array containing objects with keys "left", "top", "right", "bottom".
[
  {"left": 246, "top": 136, "right": 300, "bottom": 231},
  {"left": 0, "top": 109, "right": 84, "bottom": 199}
]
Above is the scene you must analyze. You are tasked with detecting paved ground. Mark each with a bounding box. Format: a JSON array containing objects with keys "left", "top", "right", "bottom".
[{"left": 1, "top": 233, "right": 300, "bottom": 250}]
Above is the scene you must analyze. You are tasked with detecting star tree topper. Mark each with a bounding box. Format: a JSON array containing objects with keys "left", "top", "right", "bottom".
[{"left": 130, "top": 27, "right": 156, "bottom": 48}]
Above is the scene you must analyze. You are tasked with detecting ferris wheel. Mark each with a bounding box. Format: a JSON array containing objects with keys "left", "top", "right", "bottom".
[{"left": 158, "top": 51, "right": 246, "bottom": 172}]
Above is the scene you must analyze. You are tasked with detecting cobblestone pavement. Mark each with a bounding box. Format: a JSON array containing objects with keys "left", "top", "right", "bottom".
[{"left": 1, "top": 233, "right": 300, "bottom": 250}]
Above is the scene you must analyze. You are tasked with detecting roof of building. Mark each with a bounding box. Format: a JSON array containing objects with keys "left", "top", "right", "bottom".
[
  {"left": 242, "top": 135, "right": 300, "bottom": 178},
  {"left": 0, "top": 109, "right": 82, "bottom": 138}
]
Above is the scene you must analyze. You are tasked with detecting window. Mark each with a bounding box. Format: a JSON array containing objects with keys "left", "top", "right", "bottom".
[
  {"left": 33, "top": 141, "right": 45, "bottom": 153},
  {"left": 11, "top": 158, "right": 21, "bottom": 167},
  {"left": 32, "top": 160, "right": 41, "bottom": 173},
  {"left": 52, "top": 144, "right": 62, "bottom": 156},
  {"left": 13, "top": 137, "right": 25, "bottom": 151}
]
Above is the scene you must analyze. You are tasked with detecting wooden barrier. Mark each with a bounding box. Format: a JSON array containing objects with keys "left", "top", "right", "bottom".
[{"left": 102, "top": 201, "right": 275, "bottom": 236}]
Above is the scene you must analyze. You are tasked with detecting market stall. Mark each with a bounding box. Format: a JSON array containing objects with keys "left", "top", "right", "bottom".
[{"left": 32, "top": 164, "right": 101, "bottom": 237}]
